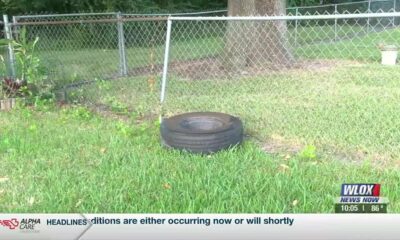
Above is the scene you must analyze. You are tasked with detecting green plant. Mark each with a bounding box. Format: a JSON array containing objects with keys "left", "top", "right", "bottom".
[
  {"left": 0, "top": 47, "right": 11, "bottom": 99},
  {"left": 0, "top": 28, "right": 52, "bottom": 99},
  {"left": 70, "top": 106, "right": 93, "bottom": 120},
  {"left": 298, "top": 145, "right": 317, "bottom": 160},
  {"left": 104, "top": 96, "right": 129, "bottom": 114},
  {"left": 13, "top": 29, "right": 40, "bottom": 83}
]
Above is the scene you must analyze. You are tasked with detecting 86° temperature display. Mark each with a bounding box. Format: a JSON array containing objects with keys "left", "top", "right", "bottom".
[{"left": 335, "top": 203, "right": 387, "bottom": 213}]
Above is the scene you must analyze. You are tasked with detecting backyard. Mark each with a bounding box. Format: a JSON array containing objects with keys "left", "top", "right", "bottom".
[
  {"left": 1, "top": 13, "right": 400, "bottom": 213},
  {"left": 0, "top": 103, "right": 399, "bottom": 213},
  {"left": 1, "top": 61, "right": 400, "bottom": 213}
]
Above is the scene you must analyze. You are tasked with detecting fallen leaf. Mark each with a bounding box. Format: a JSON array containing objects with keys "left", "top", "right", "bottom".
[
  {"left": 163, "top": 183, "right": 171, "bottom": 190},
  {"left": 292, "top": 199, "right": 299, "bottom": 207},
  {"left": 28, "top": 197, "right": 35, "bottom": 206},
  {"left": 279, "top": 164, "right": 290, "bottom": 172},
  {"left": 75, "top": 199, "right": 83, "bottom": 208},
  {"left": 0, "top": 177, "right": 9, "bottom": 183}
]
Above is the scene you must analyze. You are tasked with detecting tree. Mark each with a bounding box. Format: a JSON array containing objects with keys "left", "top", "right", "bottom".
[{"left": 225, "top": 0, "right": 294, "bottom": 71}]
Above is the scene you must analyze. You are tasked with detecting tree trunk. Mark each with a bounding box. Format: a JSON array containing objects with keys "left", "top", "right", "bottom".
[
  {"left": 225, "top": 0, "right": 294, "bottom": 71},
  {"left": 224, "top": 0, "right": 256, "bottom": 71}
]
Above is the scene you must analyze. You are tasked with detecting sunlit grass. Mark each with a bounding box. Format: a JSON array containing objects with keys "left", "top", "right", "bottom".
[
  {"left": 1, "top": 24, "right": 400, "bottom": 213},
  {"left": 0, "top": 106, "right": 399, "bottom": 213},
  {"left": 79, "top": 63, "right": 400, "bottom": 162}
]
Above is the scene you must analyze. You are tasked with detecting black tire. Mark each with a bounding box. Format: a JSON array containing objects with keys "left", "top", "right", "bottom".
[{"left": 160, "top": 112, "right": 243, "bottom": 154}]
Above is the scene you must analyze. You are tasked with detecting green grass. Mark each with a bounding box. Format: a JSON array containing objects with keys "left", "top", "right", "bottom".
[
  {"left": 37, "top": 37, "right": 223, "bottom": 86},
  {"left": 290, "top": 24, "right": 365, "bottom": 46},
  {"left": 296, "top": 27, "right": 400, "bottom": 61},
  {"left": 34, "top": 25, "right": 400, "bottom": 87},
  {"left": 1, "top": 106, "right": 399, "bottom": 213},
  {"left": 2, "top": 24, "right": 400, "bottom": 213},
  {"left": 78, "top": 63, "right": 400, "bottom": 162}
]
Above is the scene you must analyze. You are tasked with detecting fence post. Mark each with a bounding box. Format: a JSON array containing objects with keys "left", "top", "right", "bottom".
[
  {"left": 393, "top": 0, "right": 396, "bottom": 27},
  {"left": 295, "top": 7, "right": 299, "bottom": 46},
  {"left": 117, "top": 12, "right": 127, "bottom": 77},
  {"left": 160, "top": 18, "right": 172, "bottom": 105},
  {"left": 12, "top": 16, "right": 19, "bottom": 50},
  {"left": 367, "top": 0, "right": 371, "bottom": 32},
  {"left": 2, "top": 15, "right": 16, "bottom": 78},
  {"left": 334, "top": 4, "right": 338, "bottom": 42}
]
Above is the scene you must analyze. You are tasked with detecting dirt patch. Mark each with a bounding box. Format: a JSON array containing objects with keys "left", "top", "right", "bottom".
[
  {"left": 88, "top": 103, "right": 158, "bottom": 123},
  {"left": 171, "top": 57, "right": 365, "bottom": 80},
  {"left": 292, "top": 59, "right": 364, "bottom": 72},
  {"left": 327, "top": 147, "right": 394, "bottom": 167},
  {"left": 262, "top": 134, "right": 304, "bottom": 155},
  {"left": 261, "top": 135, "right": 395, "bottom": 167},
  {"left": 88, "top": 103, "right": 129, "bottom": 121}
]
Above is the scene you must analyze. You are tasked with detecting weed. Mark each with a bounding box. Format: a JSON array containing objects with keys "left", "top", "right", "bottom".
[{"left": 299, "top": 145, "right": 317, "bottom": 160}]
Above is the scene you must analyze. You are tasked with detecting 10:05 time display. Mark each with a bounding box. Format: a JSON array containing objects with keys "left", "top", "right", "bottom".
[{"left": 335, "top": 203, "right": 387, "bottom": 213}]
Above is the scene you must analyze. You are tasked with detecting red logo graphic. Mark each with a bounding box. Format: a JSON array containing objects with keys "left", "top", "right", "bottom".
[{"left": 0, "top": 219, "right": 20, "bottom": 230}]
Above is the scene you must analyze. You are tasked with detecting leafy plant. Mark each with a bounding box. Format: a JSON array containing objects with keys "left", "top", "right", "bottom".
[
  {"left": 0, "top": 45, "right": 16, "bottom": 98},
  {"left": 298, "top": 145, "right": 317, "bottom": 160},
  {"left": 0, "top": 28, "right": 51, "bottom": 99},
  {"left": 104, "top": 96, "right": 129, "bottom": 114},
  {"left": 14, "top": 28, "right": 41, "bottom": 83}
]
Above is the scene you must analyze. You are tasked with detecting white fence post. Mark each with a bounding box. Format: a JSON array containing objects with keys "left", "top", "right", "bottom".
[
  {"left": 393, "top": 0, "right": 396, "bottom": 27},
  {"left": 367, "top": 0, "right": 371, "bottom": 32},
  {"left": 160, "top": 18, "right": 173, "bottom": 105},
  {"left": 117, "top": 12, "right": 127, "bottom": 76},
  {"left": 295, "top": 7, "right": 299, "bottom": 46},
  {"left": 334, "top": 4, "right": 338, "bottom": 41},
  {"left": 2, "top": 15, "right": 16, "bottom": 78}
]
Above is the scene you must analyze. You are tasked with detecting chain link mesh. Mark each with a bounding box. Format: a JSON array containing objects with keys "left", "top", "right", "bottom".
[
  {"left": 163, "top": 14, "right": 400, "bottom": 161},
  {"left": 3, "top": 10, "right": 400, "bottom": 161},
  {"left": 9, "top": 15, "right": 167, "bottom": 116}
]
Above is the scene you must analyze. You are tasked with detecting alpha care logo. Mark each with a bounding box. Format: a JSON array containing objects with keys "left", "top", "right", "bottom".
[
  {"left": 0, "top": 218, "right": 41, "bottom": 232},
  {"left": 20, "top": 218, "right": 41, "bottom": 231},
  {"left": 0, "top": 218, "right": 19, "bottom": 230}
]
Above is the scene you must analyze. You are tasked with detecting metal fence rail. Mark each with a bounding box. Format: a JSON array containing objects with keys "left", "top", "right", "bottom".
[{"left": 287, "top": 0, "right": 398, "bottom": 15}]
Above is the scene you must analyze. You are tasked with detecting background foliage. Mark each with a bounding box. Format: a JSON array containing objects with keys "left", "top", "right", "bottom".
[{"left": 0, "top": 0, "right": 367, "bottom": 15}]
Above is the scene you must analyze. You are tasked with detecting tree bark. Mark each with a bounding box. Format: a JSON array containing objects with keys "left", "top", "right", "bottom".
[
  {"left": 224, "top": 0, "right": 256, "bottom": 71},
  {"left": 225, "top": 0, "right": 294, "bottom": 71}
]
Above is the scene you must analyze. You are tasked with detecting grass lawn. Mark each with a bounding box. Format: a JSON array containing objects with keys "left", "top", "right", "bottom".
[
  {"left": 77, "top": 63, "right": 400, "bottom": 162},
  {"left": 37, "top": 37, "right": 223, "bottom": 85},
  {"left": 297, "top": 26, "right": 400, "bottom": 61},
  {"left": 2, "top": 23, "right": 400, "bottom": 213},
  {"left": 34, "top": 24, "right": 387, "bottom": 85},
  {"left": 1, "top": 62, "right": 395, "bottom": 213},
  {"left": 1, "top": 105, "right": 399, "bottom": 213}
]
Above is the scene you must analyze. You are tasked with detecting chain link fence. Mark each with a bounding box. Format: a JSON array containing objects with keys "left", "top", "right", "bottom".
[
  {"left": 3, "top": 11, "right": 227, "bottom": 115},
  {"left": 2, "top": 10, "right": 400, "bottom": 161},
  {"left": 287, "top": 0, "right": 398, "bottom": 15},
  {"left": 161, "top": 13, "right": 400, "bottom": 162}
]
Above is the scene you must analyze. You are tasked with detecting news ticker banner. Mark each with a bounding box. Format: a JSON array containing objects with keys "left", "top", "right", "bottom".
[{"left": 1, "top": 214, "right": 400, "bottom": 240}]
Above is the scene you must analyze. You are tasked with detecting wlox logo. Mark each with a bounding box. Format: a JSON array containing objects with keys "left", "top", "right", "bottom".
[
  {"left": 338, "top": 183, "right": 384, "bottom": 203},
  {"left": 341, "top": 184, "right": 381, "bottom": 196}
]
